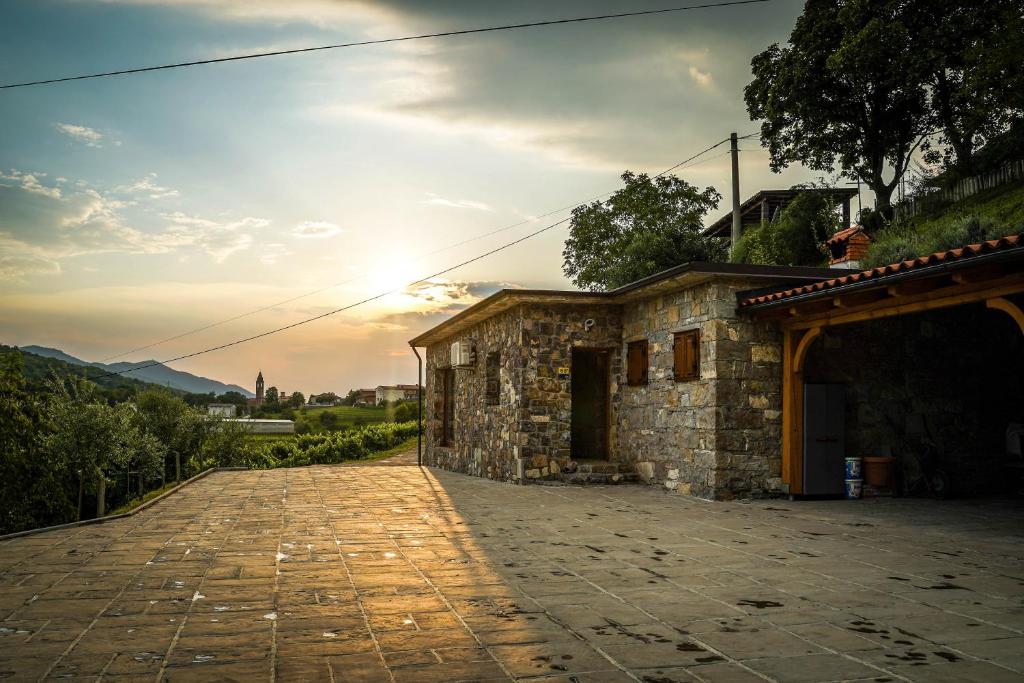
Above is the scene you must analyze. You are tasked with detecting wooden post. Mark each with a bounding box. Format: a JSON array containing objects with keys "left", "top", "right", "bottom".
[
  {"left": 95, "top": 472, "right": 106, "bottom": 518},
  {"left": 730, "top": 132, "right": 741, "bottom": 256},
  {"left": 782, "top": 327, "right": 821, "bottom": 495}
]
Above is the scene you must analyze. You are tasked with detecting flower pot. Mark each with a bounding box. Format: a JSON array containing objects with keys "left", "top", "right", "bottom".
[{"left": 863, "top": 456, "right": 896, "bottom": 489}]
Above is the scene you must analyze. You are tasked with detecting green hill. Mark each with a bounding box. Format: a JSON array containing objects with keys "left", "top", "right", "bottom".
[
  {"left": 865, "top": 181, "right": 1024, "bottom": 268},
  {"left": 2, "top": 344, "right": 170, "bottom": 398}
]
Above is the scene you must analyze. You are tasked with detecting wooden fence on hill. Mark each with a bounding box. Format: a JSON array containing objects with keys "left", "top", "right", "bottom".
[{"left": 895, "top": 159, "right": 1024, "bottom": 220}]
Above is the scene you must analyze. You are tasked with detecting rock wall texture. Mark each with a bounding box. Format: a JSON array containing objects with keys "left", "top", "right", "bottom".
[
  {"left": 616, "top": 280, "right": 784, "bottom": 499},
  {"left": 423, "top": 303, "right": 623, "bottom": 482}
]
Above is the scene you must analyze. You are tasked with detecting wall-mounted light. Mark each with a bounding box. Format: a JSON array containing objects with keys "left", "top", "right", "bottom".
[{"left": 584, "top": 318, "right": 596, "bottom": 331}]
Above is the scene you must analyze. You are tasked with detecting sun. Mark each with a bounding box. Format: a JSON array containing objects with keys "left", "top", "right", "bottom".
[{"left": 365, "top": 252, "right": 418, "bottom": 295}]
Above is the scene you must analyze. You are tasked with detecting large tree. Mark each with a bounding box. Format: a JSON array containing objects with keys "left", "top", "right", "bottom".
[
  {"left": 908, "top": 0, "right": 1024, "bottom": 178},
  {"left": 745, "top": 0, "right": 930, "bottom": 215},
  {"left": 562, "top": 171, "right": 724, "bottom": 291}
]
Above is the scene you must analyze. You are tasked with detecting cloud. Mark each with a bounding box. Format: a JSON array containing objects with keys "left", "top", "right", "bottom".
[
  {"left": 119, "top": 173, "right": 179, "bottom": 199},
  {"left": 0, "top": 169, "right": 61, "bottom": 199},
  {"left": 688, "top": 65, "right": 714, "bottom": 88},
  {"left": 55, "top": 123, "right": 104, "bottom": 147},
  {"left": 423, "top": 193, "right": 492, "bottom": 211},
  {"left": 292, "top": 221, "right": 342, "bottom": 238},
  {"left": 0, "top": 168, "right": 270, "bottom": 279}
]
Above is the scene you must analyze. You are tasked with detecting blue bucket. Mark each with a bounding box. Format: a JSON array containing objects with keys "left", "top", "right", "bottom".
[
  {"left": 845, "top": 457, "right": 862, "bottom": 480},
  {"left": 845, "top": 479, "right": 863, "bottom": 499}
]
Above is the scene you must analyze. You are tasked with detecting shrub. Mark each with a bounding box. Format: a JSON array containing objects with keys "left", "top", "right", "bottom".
[{"left": 732, "top": 191, "right": 838, "bottom": 266}]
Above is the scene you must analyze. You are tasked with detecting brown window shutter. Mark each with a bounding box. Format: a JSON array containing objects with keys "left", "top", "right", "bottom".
[
  {"left": 674, "top": 330, "right": 699, "bottom": 381},
  {"left": 627, "top": 340, "right": 648, "bottom": 386}
]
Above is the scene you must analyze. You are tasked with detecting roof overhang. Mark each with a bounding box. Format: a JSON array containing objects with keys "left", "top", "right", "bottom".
[
  {"left": 738, "top": 235, "right": 1024, "bottom": 330},
  {"left": 409, "top": 262, "right": 837, "bottom": 347}
]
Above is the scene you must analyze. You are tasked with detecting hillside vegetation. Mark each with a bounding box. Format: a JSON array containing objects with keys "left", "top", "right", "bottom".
[{"left": 864, "top": 182, "right": 1024, "bottom": 267}]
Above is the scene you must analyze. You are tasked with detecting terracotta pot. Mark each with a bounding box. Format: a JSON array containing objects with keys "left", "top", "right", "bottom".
[{"left": 863, "top": 456, "right": 896, "bottom": 488}]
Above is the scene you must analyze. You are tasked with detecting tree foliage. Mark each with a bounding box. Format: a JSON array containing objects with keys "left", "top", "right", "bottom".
[
  {"left": 562, "top": 171, "right": 725, "bottom": 291},
  {"left": 746, "top": 0, "right": 1024, "bottom": 212},
  {"left": 732, "top": 191, "right": 840, "bottom": 266},
  {"left": 909, "top": 0, "right": 1024, "bottom": 178},
  {"left": 745, "top": 1, "right": 928, "bottom": 214}
]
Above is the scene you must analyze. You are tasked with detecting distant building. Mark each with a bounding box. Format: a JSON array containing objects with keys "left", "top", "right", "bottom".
[
  {"left": 355, "top": 389, "right": 377, "bottom": 406},
  {"left": 375, "top": 384, "right": 422, "bottom": 405},
  {"left": 208, "top": 403, "right": 237, "bottom": 418},
  {"left": 255, "top": 371, "right": 265, "bottom": 405}
]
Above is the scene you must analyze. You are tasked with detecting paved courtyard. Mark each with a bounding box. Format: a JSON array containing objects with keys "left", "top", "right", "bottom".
[{"left": 2, "top": 455, "right": 1024, "bottom": 682}]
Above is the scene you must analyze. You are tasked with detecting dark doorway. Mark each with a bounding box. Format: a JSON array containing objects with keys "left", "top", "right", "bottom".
[{"left": 571, "top": 349, "right": 610, "bottom": 460}]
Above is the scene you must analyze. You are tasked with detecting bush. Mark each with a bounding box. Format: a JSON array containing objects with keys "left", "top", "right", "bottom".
[
  {"left": 732, "top": 191, "right": 838, "bottom": 267},
  {"left": 318, "top": 411, "right": 340, "bottom": 429}
]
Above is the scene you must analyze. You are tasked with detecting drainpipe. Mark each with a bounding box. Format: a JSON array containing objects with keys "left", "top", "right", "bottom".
[{"left": 410, "top": 344, "right": 423, "bottom": 466}]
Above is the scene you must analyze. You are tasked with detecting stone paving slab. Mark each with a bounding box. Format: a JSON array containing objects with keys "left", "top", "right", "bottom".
[{"left": 2, "top": 453, "right": 1024, "bottom": 682}]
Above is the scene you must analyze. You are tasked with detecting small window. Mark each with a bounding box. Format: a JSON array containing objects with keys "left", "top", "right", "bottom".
[
  {"left": 626, "top": 339, "right": 648, "bottom": 386},
  {"left": 439, "top": 369, "right": 455, "bottom": 446},
  {"left": 485, "top": 352, "right": 500, "bottom": 405},
  {"left": 674, "top": 329, "right": 700, "bottom": 381}
]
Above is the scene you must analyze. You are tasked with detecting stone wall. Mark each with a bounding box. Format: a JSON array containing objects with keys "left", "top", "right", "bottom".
[
  {"left": 617, "top": 279, "right": 784, "bottom": 499},
  {"left": 803, "top": 305, "right": 1024, "bottom": 495},
  {"left": 520, "top": 304, "right": 623, "bottom": 476},
  {"left": 424, "top": 306, "right": 525, "bottom": 480},
  {"left": 423, "top": 303, "right": 623, "bottom": 483}
]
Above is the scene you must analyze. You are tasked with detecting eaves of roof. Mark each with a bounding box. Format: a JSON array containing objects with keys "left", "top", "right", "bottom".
[
  {"left": 409, "top": 262, "right": 837, "bottom": 347},
  {"left": 738, "top": 234, "right": 1024, "bottom": 311}
]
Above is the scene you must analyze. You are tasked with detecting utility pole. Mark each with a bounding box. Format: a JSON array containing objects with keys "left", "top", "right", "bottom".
[{"left": 730, "top": 132, "right": 741, "bottom": 257}]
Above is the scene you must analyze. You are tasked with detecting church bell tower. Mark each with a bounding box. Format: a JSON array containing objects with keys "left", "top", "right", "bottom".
[{"left": 256, "top": 371, "right": 265, "bottom": 404}]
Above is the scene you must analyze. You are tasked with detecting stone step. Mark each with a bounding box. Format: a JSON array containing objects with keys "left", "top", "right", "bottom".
[
  {"left": 570, "top": 459, "right": 633, "bottom": 475},
  {"left": 559, "top": 471, "right": 640, "bottom": 485}
]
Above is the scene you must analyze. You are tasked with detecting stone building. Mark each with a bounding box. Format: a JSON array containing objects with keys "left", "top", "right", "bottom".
[
  {"left": 411, "top": 235, "right": 1024, "bottom": 501},
  {"left": 409, "top": 263, "right": 836, "bottom": 499}
]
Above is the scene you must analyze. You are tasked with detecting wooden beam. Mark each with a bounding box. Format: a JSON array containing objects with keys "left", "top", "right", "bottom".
[
  {"left": 987, "top": 297, "right": 1024, "bottom": 335},
  {"left": 784, "top": 273, "right": 1024, "bottom": 331},
  {"left": 793, "top": 326, "right": 821, "bottom": 373}
]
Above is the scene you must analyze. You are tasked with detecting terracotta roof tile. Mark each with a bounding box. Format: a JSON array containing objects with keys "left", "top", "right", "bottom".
[{"left": 739, "top": 233, "right": 1024, "bottom": 308}]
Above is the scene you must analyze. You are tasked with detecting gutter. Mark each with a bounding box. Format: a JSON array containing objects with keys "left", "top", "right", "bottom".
[{"left": 410, "top": 343, "right": 423, "bottom": 466}]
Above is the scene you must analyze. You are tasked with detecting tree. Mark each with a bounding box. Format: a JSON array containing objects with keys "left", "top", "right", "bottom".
[
  {"left": 41, "top": 379, "right": 156, "bottom": 518},
  {"left": 288, "top": 391, "right": 305, "bottom": 408},
  {"left": 908, "top": 0, "right": 1024, "bottom": 178},
  {"left": 342, "top": 389, "right": 360, "bottom": 406},
  {"left": 745, "top": 1, "right": 930, "bottom": 216},
  {"left": 562, "top": 171, "right": 725, "bottom": 291},
  {"left": 0, "top": 351, "right": 74, "bottom": 534},
  {"left": 136, "top": 390, "right": 211, "bottom": 483},
  {"left": 732, "top": 190, "right": 839, "bottom": 266},
  {"left": 265, "top": 386, "right": 279, "bottom": 404}
]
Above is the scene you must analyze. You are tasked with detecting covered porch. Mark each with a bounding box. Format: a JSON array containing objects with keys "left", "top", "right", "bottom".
[{"left": 740, "top": 235, "right": 1024, "bottom": 497}]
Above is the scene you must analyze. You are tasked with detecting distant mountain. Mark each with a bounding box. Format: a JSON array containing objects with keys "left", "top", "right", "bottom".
[
  {"left": 21, "top": 345, "right": 254, "bottom": 397},
  {"left": 6, "top": 344, "right": 159, "bottom": 394}
]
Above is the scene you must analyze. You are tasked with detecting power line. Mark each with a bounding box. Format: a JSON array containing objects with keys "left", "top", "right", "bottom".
[
  {"left": 1, "top": 0, "right": 771, "bottom": 90},
  {"left": 89, "top": 138, "right": 736, "bottom": 380},
  {"left": 100, "top": 136, "right": 734, "bottom": 363}
]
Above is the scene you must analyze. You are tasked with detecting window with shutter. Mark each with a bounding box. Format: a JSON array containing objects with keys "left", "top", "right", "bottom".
[
  {"left": 626, "top": 339, "right": 648, "bottom": 386},
  {"left": 439, "top": 369, "right": 455, "bottom": 446},
  {"left": 485, "top": 352, "right": 500, "bottom": 405},
  {"left": 673, "top": 329, "right": 700, "bottom": 381}
]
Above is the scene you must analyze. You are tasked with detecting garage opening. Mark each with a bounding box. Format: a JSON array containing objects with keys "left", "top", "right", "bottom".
[{"left": 801, "top": 304, "right": 1024, "bottom": 497}]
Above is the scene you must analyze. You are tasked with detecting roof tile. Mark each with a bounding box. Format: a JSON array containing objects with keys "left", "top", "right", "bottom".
[{"left": 739, "top": 233, "right": 1024, "bottom": 308}]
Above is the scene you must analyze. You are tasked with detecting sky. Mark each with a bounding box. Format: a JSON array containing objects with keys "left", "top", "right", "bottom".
[{"left": 0, "top": 0, "right": 836, "bottom": 395}]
